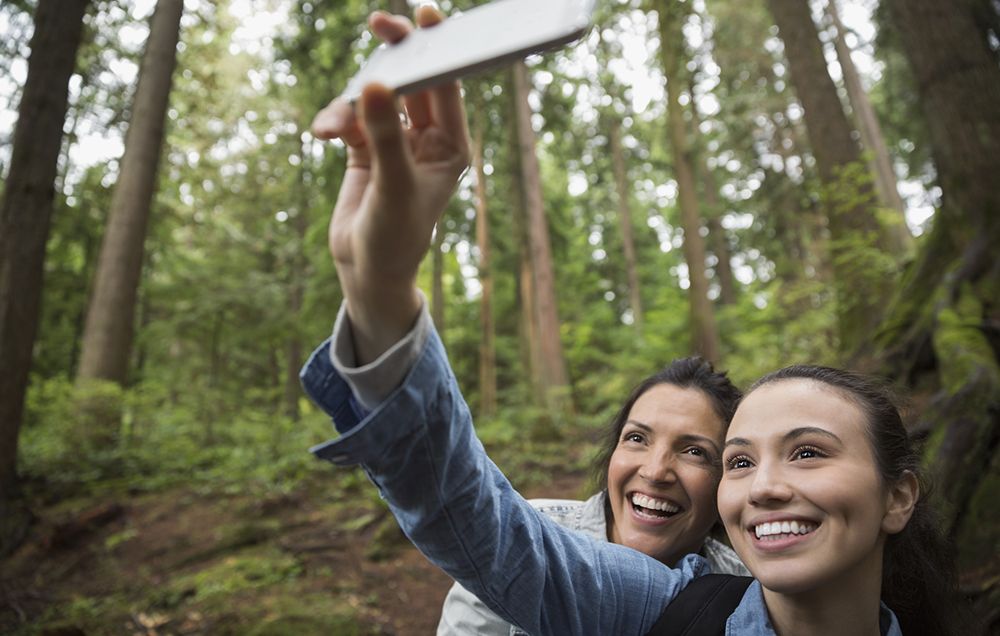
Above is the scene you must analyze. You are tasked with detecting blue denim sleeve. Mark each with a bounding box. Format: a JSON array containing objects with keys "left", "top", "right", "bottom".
[{"left": 300, "top": 330, "right": 703, "bottom": 635}]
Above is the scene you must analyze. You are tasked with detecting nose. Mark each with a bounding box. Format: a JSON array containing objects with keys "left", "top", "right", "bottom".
[
  {"left": 748, "top": 461, "right": 793, "bottom": 505},
  {"left": 638, "top": 451, "right": 677, "bottom": 484}
]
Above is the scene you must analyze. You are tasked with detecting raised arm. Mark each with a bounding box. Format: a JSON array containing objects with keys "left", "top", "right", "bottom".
[
  {"left": 311, "top": 6, "right": 470, "bottom": 365},
  {"left": 304, "top": 9, "right": 700, "bottom": 634}
]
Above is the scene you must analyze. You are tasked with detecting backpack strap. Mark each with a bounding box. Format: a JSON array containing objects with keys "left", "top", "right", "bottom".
[{"left": 645, "top": 574, "right": 753, "bottom": 636}]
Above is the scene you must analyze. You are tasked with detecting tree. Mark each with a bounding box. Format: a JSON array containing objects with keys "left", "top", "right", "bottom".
[
  {"left": 767, "top": 0, "right": 900, "bottom": 354},
  {"left": 876, "top": 0, "right": 1000, "bottom": 587},
  {"left": 652, "top": 0, "right": 722, "bottom": 363},
  {"left": 0, "top": 0, "right": 90, "bottom": 556},
  {"left": 607, "top": 116, "right": 646, "bottom": 334},
  {"left": 825, "top": 0, "right": 912, "bottom": 251},
  {"left": 471, "top": 108, "right": 497, "bottom": 417},
  {"left": 511, "top": 60, "right": 572, "bottom": 411},
  {"left": 688, "top": 74, "right": 737, "bottom": 306},
  {"left": 77, "top": 0, "right": 185, "bottom": 385}
]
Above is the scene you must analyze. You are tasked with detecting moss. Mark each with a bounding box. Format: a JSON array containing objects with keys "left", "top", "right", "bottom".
[
  {"left": 932, "top": 282, "right": 1000, "bottom": 396},
  {"left": 953, "top": 448, "right": 1000, "bottom": 574}
]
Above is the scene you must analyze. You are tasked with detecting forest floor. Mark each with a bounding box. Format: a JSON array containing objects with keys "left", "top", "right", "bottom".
[{"left": 0, "top": 464, "right": 590, "bottom": 636}]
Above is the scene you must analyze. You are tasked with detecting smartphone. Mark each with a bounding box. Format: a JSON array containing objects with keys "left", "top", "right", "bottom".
[{"left": 340, "top": 0, "right": 597, "bottom": 102}]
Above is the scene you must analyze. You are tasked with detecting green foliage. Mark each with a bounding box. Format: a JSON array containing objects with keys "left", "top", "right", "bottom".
[{"left": 20, "top": 375, "right": 332, "bottom": 496}]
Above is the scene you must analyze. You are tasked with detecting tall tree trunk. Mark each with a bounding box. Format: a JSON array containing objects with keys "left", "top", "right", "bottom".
[
  {"left": 0, "top": 0, "right": 89, "bottom": 558},
  {"left": 826, "top": 0, "right": 912, "bottom": 252},
  {"left": 767, "top": 0, "right": 897, "bottom": 354},
  {"left": 471, "top": 114, "right": 497, "bottom": 418},
  {"left": 77, "top": 0, "right": 184, "bottom": 385},
  {"left": 283, "top": 139, "right": 311, "bottom": 423},
  {"left": 687, "top": 76, "right": 737, "bottom": 305},
  {"left": 877, "top": 0, "right": 1000, "bottom": 592},
  {"left": 608, "top": 117, "right": 645, "bottom": 334},
  {"left": 654, "top": 0, "right": 722, "bottom": 364},
  {"left": 511, "top": 61, "right": 571, "bottom": 411}
]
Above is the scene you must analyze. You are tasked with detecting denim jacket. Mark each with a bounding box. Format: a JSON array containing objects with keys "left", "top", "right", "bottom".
[
  {"left": 300, "top": 310, "right": 903, "bottom": 635},
  {"left": 437, "top": 493, "right": 751, "bottom": 636}
]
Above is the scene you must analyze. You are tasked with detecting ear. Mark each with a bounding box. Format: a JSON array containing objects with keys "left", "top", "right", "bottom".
[{"left": 882, "top": 470, "right": 919, "bottom": 535}]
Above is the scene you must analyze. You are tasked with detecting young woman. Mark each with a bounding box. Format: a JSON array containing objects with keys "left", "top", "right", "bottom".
[
  {"left": 438, "top": 359, "right": 749, "bottom": 634},
  {"left": 304, "top": 8, "right": 965, "bottom": 634}
]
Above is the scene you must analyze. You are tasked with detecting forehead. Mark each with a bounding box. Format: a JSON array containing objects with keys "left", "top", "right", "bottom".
[
  {"left": 628, "top": 383, "right": 725, "bottom": 438},
  {"left": 727, "top": 378, "right": 869, "bottom": 443}
]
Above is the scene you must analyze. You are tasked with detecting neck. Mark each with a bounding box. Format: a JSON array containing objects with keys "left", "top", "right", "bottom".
[{"left": 761, "top": 560, "right": 884, "bottom": 636}]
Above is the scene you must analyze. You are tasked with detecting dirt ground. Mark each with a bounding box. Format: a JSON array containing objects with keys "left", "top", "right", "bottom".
[{"left": 0, "top": 470, "right": 589, "bottom": 635}]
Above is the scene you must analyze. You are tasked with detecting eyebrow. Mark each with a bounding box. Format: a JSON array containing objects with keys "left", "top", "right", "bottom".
[
  {"left": 724, "top": 426, "right": 843, "bottom": 450},
  {"left": 624, "top": 421, "right": 721, "bottom": 455}
]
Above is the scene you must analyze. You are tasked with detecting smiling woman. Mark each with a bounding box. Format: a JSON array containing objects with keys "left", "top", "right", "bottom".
[
  {"left": 438, "top": 359, "right": 749, "bottom": 635},
  {"left": 719, "top": 366, "right": 968, "bottom": 635}
]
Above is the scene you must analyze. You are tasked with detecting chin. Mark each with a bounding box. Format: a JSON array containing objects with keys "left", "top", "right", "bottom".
[{"left": 752, "top": 565, "right": 828, "bottom": 595}]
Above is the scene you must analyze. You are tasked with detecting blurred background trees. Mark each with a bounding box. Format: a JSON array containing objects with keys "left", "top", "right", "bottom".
[{"left": 1, "top": 0, "right": 996, "bottom": 627}]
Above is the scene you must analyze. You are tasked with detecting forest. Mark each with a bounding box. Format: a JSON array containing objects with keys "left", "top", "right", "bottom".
[{"left": 1, "top": 0, "right": 997, "bottom": 633}]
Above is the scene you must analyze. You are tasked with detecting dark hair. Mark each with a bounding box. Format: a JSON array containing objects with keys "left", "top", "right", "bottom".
[
  {"left": 592, "top": 357, "right": 741, "bottom": 492},
  {"left": 749, "top": 365, "right": 970, "bottom": 636}
]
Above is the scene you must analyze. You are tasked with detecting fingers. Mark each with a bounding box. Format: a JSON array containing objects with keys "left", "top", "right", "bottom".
[
  {"left": 368, "top": 10, "right": 413, "bottom": 43},
  {"left": 312, "top": 98, "right": 366, "bottom": 147},
  {"left": 413, "top": 5, "right": 468, "bottom": 140},
  {"left": 358, "top": 83, "right": 413, "bottom": 193}
]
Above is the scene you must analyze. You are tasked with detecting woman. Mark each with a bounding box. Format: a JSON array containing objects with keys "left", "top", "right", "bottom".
[
  {"left": 438, "top": 359, "right": 749, "bottom": 635},
  {"left": 304, "top": 7, "right": 965, "bottom": 633}
]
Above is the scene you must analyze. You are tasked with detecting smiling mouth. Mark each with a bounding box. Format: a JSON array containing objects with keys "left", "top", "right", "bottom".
[
  {"left": 752, "top": 520, "right": 818, "bottom": 541},
  {"left": 630, "top": 493, "right": 681, "bottom": 519}
]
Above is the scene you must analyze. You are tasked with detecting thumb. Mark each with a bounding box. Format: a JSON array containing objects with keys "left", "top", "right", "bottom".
[{"left": 358, "top": 83, "right": 414, "bottom": 196}]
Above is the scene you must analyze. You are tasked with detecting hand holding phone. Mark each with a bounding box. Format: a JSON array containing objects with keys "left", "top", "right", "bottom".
[{"left": 340, "top": 0, "right": 597, "bottom": 102}]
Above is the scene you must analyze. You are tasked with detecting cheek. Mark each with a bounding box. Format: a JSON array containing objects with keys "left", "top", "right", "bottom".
[
  {"left": 715, "top": 479, "right": 743, "bottom": 526},
  {"left": 606, "top": 451, "right": 629, "bottom": 499}
]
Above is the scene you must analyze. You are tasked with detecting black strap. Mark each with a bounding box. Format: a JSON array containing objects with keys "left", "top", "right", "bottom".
[{"left": 645, "top": 574, "right": 753, "bottom": 636}]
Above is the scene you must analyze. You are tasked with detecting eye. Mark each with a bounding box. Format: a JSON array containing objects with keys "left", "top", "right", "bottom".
[
  {"left": 791, "top": 445, "right": 826, "bottom": 461},
  {"left": 725, "top": 455, "right": 753, "bottom": 471},
  {"left": 622, "top": 431, "right": 645, "bottom": 444}
]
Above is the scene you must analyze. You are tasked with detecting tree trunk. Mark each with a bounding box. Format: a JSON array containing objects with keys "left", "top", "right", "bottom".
[
  {"left": 687, "top": 76, "right": 737, "bottom": 305},
  {"left": 471, "top": 114, "right": 497, "bottom": 418},
  {"left": 511, "top": 61, "right": 571, "bottom": 411},
  {"left": 767, "top": 0, "right": 897, "bottom": 354},
  {"left": 654, "top": 0, "right": 722, "bottom": 364},
  {"left": 0, "top": 0, "right": 89, "bottom": 557},
  {"left": 77, "top": 0, "right": 184, "bottom": 385},
  {"left": 608, "top": 117, "right": 645, "bottom": 334},
  {"left": 283, "top": 139, "right": 311, "bottom": 423},
  {"left": 877, "top": 0, "right": 1000, "bottom": 591},
  {"left": 826, "top": 0, "right": 912, "bottom": 252}
]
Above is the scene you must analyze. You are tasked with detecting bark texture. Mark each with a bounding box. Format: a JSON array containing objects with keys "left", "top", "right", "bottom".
[
  {"left": 654, "top": 0, "right": 722, "bottom": 364},
  {"left": 0, "top": 0, "right": 89, "bottom": 557},
  {"left": 877, "top": 1, "right": 1000, "bottom": 595},
  {"left": 77, "top": 0, "right": 184, "bottom": 384}
]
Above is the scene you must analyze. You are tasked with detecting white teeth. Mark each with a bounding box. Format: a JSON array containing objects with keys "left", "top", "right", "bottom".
[
  {"left": 754, "top": 520, "right": 816, "bottom": 539},
  {"left": 630, "top": 493, "right": 679, "bottom": 514}
]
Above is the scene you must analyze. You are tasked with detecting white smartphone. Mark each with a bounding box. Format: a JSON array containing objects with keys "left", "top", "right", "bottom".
[{"left": 340, "top": 0, "right": 597, "bottom": 102}]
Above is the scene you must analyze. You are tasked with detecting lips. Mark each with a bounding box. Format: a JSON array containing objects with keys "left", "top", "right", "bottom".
[{"left": 630, "top": 492, "right": 682, "bottom": 519}]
